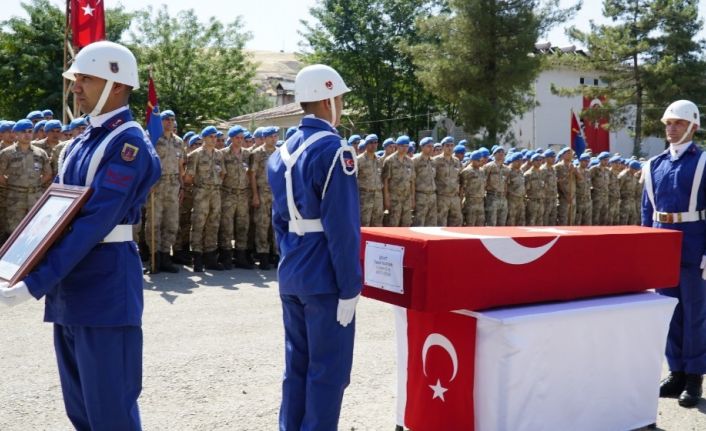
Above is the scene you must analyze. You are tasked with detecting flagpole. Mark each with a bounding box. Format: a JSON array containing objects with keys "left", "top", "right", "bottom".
[
  {"left": 62, "top": 0, "right": 70, "bottom": 124},
  {"left": 148, "top": 66, "right": 158, "bottom": 275}
]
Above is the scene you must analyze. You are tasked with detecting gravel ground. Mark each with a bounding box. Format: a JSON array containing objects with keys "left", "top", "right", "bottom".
[{"left": 1, "top": 266, "right": 705, "bottom": 430}]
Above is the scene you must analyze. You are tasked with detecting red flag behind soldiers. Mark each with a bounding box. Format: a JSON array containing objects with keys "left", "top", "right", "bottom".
[{"left": 71, "top": 0, "right": 106, "bottom": 48}]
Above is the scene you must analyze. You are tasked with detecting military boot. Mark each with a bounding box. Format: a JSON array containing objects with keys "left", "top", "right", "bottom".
[
  {"left": 234, "top": 249, "right": 254, "bottom": 269},
  {"left": 159, "top": 252, "right": 180, "bottom": 273},
  {"left": 678, "top": 374, "right": 703, "bottom": 407},
  {"left": 172, "top": 249, "right": 192, "bottom": 265},
  {"left": 660, "top": 371, "right": 686, "bottom": 398},
  {"left": 258, "top": 253, "right": 271, "bottom": 270},
  {"left": 204, "top": 250, "right": 224, "bottom": 271},
  {"left": 192, "top": 252, "right": 204, "bottom": 272},
  {"left": 219, "top": 249, "right": 234, "bottom": 270}
]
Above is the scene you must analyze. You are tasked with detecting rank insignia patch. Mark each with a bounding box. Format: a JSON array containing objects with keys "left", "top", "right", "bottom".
[{"left": 121, "top": 143, "right": 139, "bottom": 162}]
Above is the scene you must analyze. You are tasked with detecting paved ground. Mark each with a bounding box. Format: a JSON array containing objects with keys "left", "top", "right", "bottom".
[{"left": 1, "top": 266, "right": 705, "bottom": 430}]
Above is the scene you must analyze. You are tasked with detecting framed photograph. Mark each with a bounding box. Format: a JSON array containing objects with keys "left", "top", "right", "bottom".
[{"left": 0, "top": 183, "right": 92, "bottom": 285}]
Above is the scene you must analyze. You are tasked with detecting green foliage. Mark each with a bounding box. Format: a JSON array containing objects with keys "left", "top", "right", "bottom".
[
  {"left": 300, "top": 0, "right": 441, "bottom": 138},
  {"left": 410, "top": 0, "right": 578, "bottom": 144},
  {"left": 127, "top": 6, "right": 257, "bottom": 133}
]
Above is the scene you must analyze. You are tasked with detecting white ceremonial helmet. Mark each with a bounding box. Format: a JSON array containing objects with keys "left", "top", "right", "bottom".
[
  {"left": 661, "top": 100, "right": 700, "bottom": 145},
  {"left": 63, "top": 41, "right": 140, "bottom": 117},
  {"left": 295, "top": 64, "right": 350, "bottom": 125}
]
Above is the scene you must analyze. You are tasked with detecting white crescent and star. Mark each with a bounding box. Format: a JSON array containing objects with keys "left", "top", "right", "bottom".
[
  {"left": 82, "top": 3, "right": 95, "bottom": 16},
  {"left": 409, "top": 227, "right": 577, "bottom": 265},
  {"left": 422, "top": 333, "right": 458, "bottom": 402}
]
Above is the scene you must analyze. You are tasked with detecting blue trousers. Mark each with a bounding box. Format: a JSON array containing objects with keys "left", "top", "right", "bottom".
[
  {"left": 279, "top": 293, "right": 355, "bottom": 431},
  {"left": 53, "top": 324, "right": 143, "bottom": 431},
  {"left": 658, "top": 266, "right": 706, "bottom": 374}
]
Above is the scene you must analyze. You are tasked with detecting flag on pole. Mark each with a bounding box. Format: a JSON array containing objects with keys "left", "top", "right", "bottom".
[
  {"left": 582, "top": 96, "right": 610, "bottom": 153},
  {"left": 571, "top": 109, "right": 586, "bottom": 157},
  {"left": 71, "top": 0, "right": 106, "bottom": 48},
  {"left": 145, "top": 72, "right": 163, "bottom": 146}
]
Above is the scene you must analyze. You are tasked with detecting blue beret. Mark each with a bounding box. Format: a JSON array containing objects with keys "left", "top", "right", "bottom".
[
  {"left": 348, "top": 134, "right": 361, "bottom": 144},
  {"left": 189, "top": 135, "right": 203, "bottom": 146},
  {"left": 441, "top": 136, "right": 454, "bottom": 145},
  {"left": 408, "top": 142, "right": 416, "bottom": 150},
  {"left": 44, "top": 120, "right": 62, "bottom": 132},
  {"left": 492, "top": 146, "right": 505, "bottom": 155},
  {"left": 0, "top": 121, "right": 11, "bottom": 133},
  {"left": 531, "top": 153, "right": 544, "bottom": 162},
  {"left": 216, "top": 131, "right": 224, "bottom": 138},
  {"left": 160, "top": 110, "right": 175, "bottom": 119},
  {"left": 285, "top": 126, "right": 298, "bottom": 140},
  {"left": 543, "top": 149, "right": 555, "bottom": 158},
  {"left": 365, "top": 134, "right": 379, "bottom": 144},
  {"left": 244, "top": 132, "right": 253, "bottom": 140},
  {"left": 479, "top": 149, "right": 490, "bottom": 157},
  {"left": 42, "top": 109, "right": 54, "bottom": 117},
  {"left": 535, "top": 147, "right": 544, "bottom": 153},
  {"left": 433, "top": 143, "right": 442, "bottom": 149},
  {"left": 26, "top": 110, "right": 42, "bottom": 120},
  {"left": 629, "top": 160, "right": 642, "bottom": 170},
  {"left": 589, "top": 157, "right": 599, "bottom": 167},
  {"left": 253, "top": 127, "right": 264, "bottom": 138},
  {"left": 182, "top": 131, "right": 196, "bottom": 142},
  {"left": 61, "top": 124, "right": 70, "bottom": 133},
  {"left": 557, "top": 147, "right": 571, "bottom": 158},
  {"left": 33, "top": 120, "right": 47, "bottom": 133},
  {"left": 228, "top": 125, "right": 245, "bottom": 137},
  {"left": 375, "top": 150, "right": 384, "bottom": 158},
  {"left": 13, "top": 119, "right": 34, "bottom": 132},
  {"left": 458, "top": 139, "right": 468, "bottom": 147},
  {"left": 524, "top": 151, "right": 535, "bottom": 160},
  {"left": 262, "top": 126, "right": 279, "bottom": 137},
  {"left": 598, "top": 151, "right": 611, "bottom": 160},
  {"left": 382, "top": 138, "right": 395, "bottom": 148},
  {"left": 419, "top": 137, "right": 434, "bottom": 147},
  {"left": 201, "top": 126, "right": 218, "bottom": 138},
  {"left": 579, "top": 152, "right": 591, "bottom": 161},
  {"left": 453, "top": 144, "right": 466, "bottom": 154},
  {"left": 358, "top": 141, "right": 367, "bottom": 151},
  {"left": 470, "top": 151, "right": 482, "bottom": 161},
  {"left": 70, "top": 117, "right": 88, "bottom": 127},
  {"left": 396, "top": 135, "right": 410, "bottom": 145}
]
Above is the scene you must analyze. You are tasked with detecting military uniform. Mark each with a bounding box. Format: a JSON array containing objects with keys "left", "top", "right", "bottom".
[
  {"left": 554, "top": 162, "right": 577, "bottom": 225},
  {"left": 590, "top": 165, "right": 610, "bottom": 225},
  {"left": 187, "top": 146, "right": 225, "bottom": 256},
  {"left": 249, "top": 144, "right": 277, "bottom": 255},
  {"left": 524, "top": 166, "right": 545, "bottom": 226},
  {"left": 433, "top": 155, "right": 462, "bottom": 226},
  {"left": 618, "top": 168, "right": 638, "bottom": 225},
  {"left": 541, "top": 164, "right": 558, "bottom": 226},
  {"left": 506, "top": 167, "right": 526, "bottom": 226},
  {"left": 608, "top": 168, "right": 621, "bottom": 225},
  {"left": 357, "top": 152, "right": 384, "bottom": 227},
  {"left": 482, "top": 160, "right": 509, "bottom": 226},
  {"left": 0, "top": 143, "right": 51, "bottom": 232},
  {"left": 575, "top": 165, "right": 593, "bottom": 225},
  {"left": 412, "top": 153, "right": 437, "bottom": 226},
  {"left": 382, "top": 153, "right": 414, "bottom": 227},
  {"left": 460, "top": 164, "right": 486, "bottom": 226},
  {"left": 218, "top": 145, "right": 250, "bottom": 258}
]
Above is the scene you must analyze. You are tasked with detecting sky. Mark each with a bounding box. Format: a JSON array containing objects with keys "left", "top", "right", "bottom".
[{"left": 1, "top": 0, "right": 705, "bottom": 52}]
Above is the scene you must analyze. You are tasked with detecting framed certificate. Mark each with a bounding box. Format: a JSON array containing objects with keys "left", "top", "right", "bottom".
[{"left": 0, "top": 184, "right": 92, "bottom": 285}]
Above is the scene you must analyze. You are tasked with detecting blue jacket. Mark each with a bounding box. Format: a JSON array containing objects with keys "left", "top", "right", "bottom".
[
  {"left": 642, "top": 143, "right": 706, "bottom": 266},
  {"left": 267, "top": 116, "right": 362, "bottom": 299},
  {"left": 24, "top": 108, "right": 161, "bottom": 326}
]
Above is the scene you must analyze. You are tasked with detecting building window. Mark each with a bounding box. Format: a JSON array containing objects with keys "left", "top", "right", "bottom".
[
  {"left": 594, "top": 78, "right": 599, "bottom": 86},
  {"left": 580, "top": 77, "right": 585, "bottom": 84}
]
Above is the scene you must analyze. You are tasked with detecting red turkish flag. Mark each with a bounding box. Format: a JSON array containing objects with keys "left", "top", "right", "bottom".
[
  {"left": 398, "top": 308, "right": 477, "bottom": 430},
  {"left": 71, "top": 0, "right": 105, "bottom": 48},
  {"left": 582, "top": 96, "right": 610, "bottom": 153}
]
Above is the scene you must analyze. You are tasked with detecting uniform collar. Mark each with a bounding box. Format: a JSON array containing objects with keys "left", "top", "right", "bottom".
[
  {"left": 88, "top": 106, "right": 130, "bottom": 130},
  {"left": 669, "top": 141, "right": 693, "bottom": 161},
  {"left": 300, "top": 114, "right": 338, "bottom": 134}
]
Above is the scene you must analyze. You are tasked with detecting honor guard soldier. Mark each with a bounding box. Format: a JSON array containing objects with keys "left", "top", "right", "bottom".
[
  {"left": 145, "top": 109, "right": 183, "bottom": 273},
  {"left": 218, "top": 125, "right": 253, "bottom": 269},
  {"left": 608, "top": 156, "right": 623, "bottom": 225},
  {"left": 0, "top": 41, "right": 161, "bottom": 430},
  {"left": 267, "top": 64, "right": 361, "bottom": 430},
  {"left": 554, "top": 147, "right": 579, "bottom": 225},
  {"left": 575, "top": 153, "right": 593, "bottom": 225},
  {"left": 185, "top": 126, "right": 226, "bottom": 272},
  {"left": 357, "top": 133, "right": 384, "bottom": 227},
  {"left": 482, "top": 146, "right": 509, "bottom": 226},
  {"left": 643, "top": 100, "right": 706, "bottom": 408},
  {"left": 590, "top": 151, "right": 611, "bottom": 225},
  {"left": 249, "top": 126, "right": 279, "bottom": 269},
  {"left": 460, "top": 150, "right": 486, "bottom": 226},
  {"left": 433, "top": 138, "right": 463, "bottom": 226},
  {"left": 506, "top": 152, "right": 526, "bottom": 226},
  {"left": 618, "top": 159, "right": 641, "bottom": 225},
  {"left": 524, "top": 153, "right": 546, "bottom": 226},
  {"left": 382, "top": 135, "right": 415, "bottom": 227},
  {"left": 412, "top": 137, "right": 437, "bottom": 226},
  {"left": 0, "top": 119, "right": 52, "bottom": 232}
]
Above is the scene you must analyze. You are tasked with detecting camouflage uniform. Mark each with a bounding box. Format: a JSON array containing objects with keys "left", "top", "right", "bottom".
[
  {"left": 249, "top": 145, "right": 276, "bottom": 253},
  {"left": 174, "top": 183, "right": 194, "bottom": 254},
  {"left": 460, "top": 164, "right": 486, "bottom": 226},
  {"left": 433, "top": 155, "right": 462, "bottom": 226},
  {"left": 634, "top": 171, "right": 643, "bottom": 225},
  {"left": 50, "top": 140, "right": 70, "bottom": 179},
  {"left": 357, "top": 152, "right": 384, "bottom": 227},
  {"left": 145, "top": 134, "right": 183, "bottom": 253},
  {"left": 187, "top": 147, "right": 225, "bottom": 253},
  {"left": 524, "top": 167, "right": 545, "bottom": 226},
  {"left": 482, "top": 160, "right": 509, "bottom": 226},
  {"left": 575, "top": 166, "right": 592, "bottom": 225},
  {"left": 412, "top": 153, "right": 437, "bottom": 226},
  {"left": 540, "top": 164, "right": 558, "bottom": 226},
  {"left": 618, "top": 169, "right": 638, "bottom": 225},
  {"left": 382, "top": 154, "right": 414, "bottom": 227},
  {"left": 554, "top": 162, "right": 577, "bottom": 225},
  {"left": 506, "top": 168, "right": 526, "bottom": 226},
  {"left": 590, "top": 165, "right": 610, "bottom": 225},
  {"left": 0, "top": 144, "right": 51, "bottom": 232},
  {"left": 608, "top": 169, "right": 621, "bottom": 225},
  {"left": 219, "top": 146, "right": 250, "bottom": 251}
]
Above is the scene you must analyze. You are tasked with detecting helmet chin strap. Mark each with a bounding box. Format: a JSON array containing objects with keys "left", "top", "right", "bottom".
[
  {"left": 673, "top": 119, "right": 696, "bottom": 146},
  {"left": 329, "top": 96, "right": 336, "bottom": 126},
  {"left": 89, "top": 80, "right": 115, "bottom": 117}
]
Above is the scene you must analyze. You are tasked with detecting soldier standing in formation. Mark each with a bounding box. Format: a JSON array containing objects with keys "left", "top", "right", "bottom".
[
  {"left": 591, "top": 152, "right": 611, "bottom": 225},
  {"left": 524, "top": 153, "right": 545, "bottom": 226},
  {"left": 460, "top": 151, "right": 486, "bottom": 226},
  {"left": 172, "top": 135, "right": 201, "bottom": 265},
  {"left": 357, "top": 134, "right": 384, "bottom": 227},
  {"left": 482, "top": 146, "right": 508, "bottom": 226},
  {"left": 618, "top": 160, "right": 641, "bottom": 225},
  {"left": 555, "top": 147, "right": 579, "bottom": 225},
  {"left": 249, "top": 126, "right": 279, "bottom": 269},
  {"left": 412, "top": 137, "right": 437, "bottom": 226},
  {"left": 540, "top": 149, "right": 558, "bottom": 226},
  {"left": 382, "top": 135, "right": 414, "bottom": 227},
  {"left": 434, "top": 137, "right": 463, "bottom": 226},
  {"left": 505, "top": 152, "right": 526, "bottom": 226},
  {"left": 608, "top": 156, "right": 622, "bottom": 225},
  {"left": 575, "top": 153, "right": 593, "bottom": 225}
]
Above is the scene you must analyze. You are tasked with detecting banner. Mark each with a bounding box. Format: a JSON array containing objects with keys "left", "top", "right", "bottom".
[
  {"left": 145, "top": 74, "right": 163, "bottom": 146},
  {"left": 570, "top": 109, "right": 586, "bottom": 156},
  {"left": 71, "top": 0, "right": 105, "bottom": 48},
  {"left": 582, "top": 96, "right": 610, "bottom": 153}
]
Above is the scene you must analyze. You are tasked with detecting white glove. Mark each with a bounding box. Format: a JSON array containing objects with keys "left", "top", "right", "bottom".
[
  {"left": 336, "top": 295, "right": 360, "bottom": 328},
  {"left": 701, "top": 256, "right": 706, "bottom": 280},
  {"left": 0, "top": 281, "right": 33, "bottom": 307}
]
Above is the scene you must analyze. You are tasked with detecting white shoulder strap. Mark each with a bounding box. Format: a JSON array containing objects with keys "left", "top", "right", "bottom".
[
  {"left": 322, "top": 138, "right": 358, "bottom": 200},
  {"left": 689, "top": 151, "right": 706, "bottom": 212},
  {"left": 642, "top": 159, "right": 656, "bottom": 211}
]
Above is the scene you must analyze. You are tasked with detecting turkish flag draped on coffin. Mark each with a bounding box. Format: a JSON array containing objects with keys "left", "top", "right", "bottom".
[{"left": 71, "top": 0, "right": 106, "bottom": 48}]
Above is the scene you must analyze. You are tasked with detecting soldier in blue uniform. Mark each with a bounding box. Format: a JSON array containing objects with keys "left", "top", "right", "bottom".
[
  {"left": 267, "top": 64, "right": 361, "bottom": 430},
  {"left": 0, "top": 41, "right": 161, "bottom": 429},
  {"left": 643, "top": 100, "right": 706, "bottom": 408}
]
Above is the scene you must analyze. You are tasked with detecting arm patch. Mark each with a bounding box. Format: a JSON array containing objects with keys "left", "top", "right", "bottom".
[{"left": 101, "top": 162, "right": 137, "bottom": 194}]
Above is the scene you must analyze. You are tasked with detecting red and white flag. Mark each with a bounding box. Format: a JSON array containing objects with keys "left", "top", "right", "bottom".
[
  {"left": 582, "top": 96, "right": 610, "bottom": 153},
  {"left": 71, "top": 0, "right": 105, "bottom": 48}
]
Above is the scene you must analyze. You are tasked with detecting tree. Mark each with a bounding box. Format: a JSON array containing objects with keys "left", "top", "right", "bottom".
[
  {"left": 0, "top": 0, "right": 132, "bottom": 121},
  {"left": 410, "top": 0, "right": 577, "bottom": 144},
  {"left": 127, "top": 6, "right": 257, "bottom": 133},
  {"left": 301, "top": 0, "right": 441, "bottom": 138}
]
